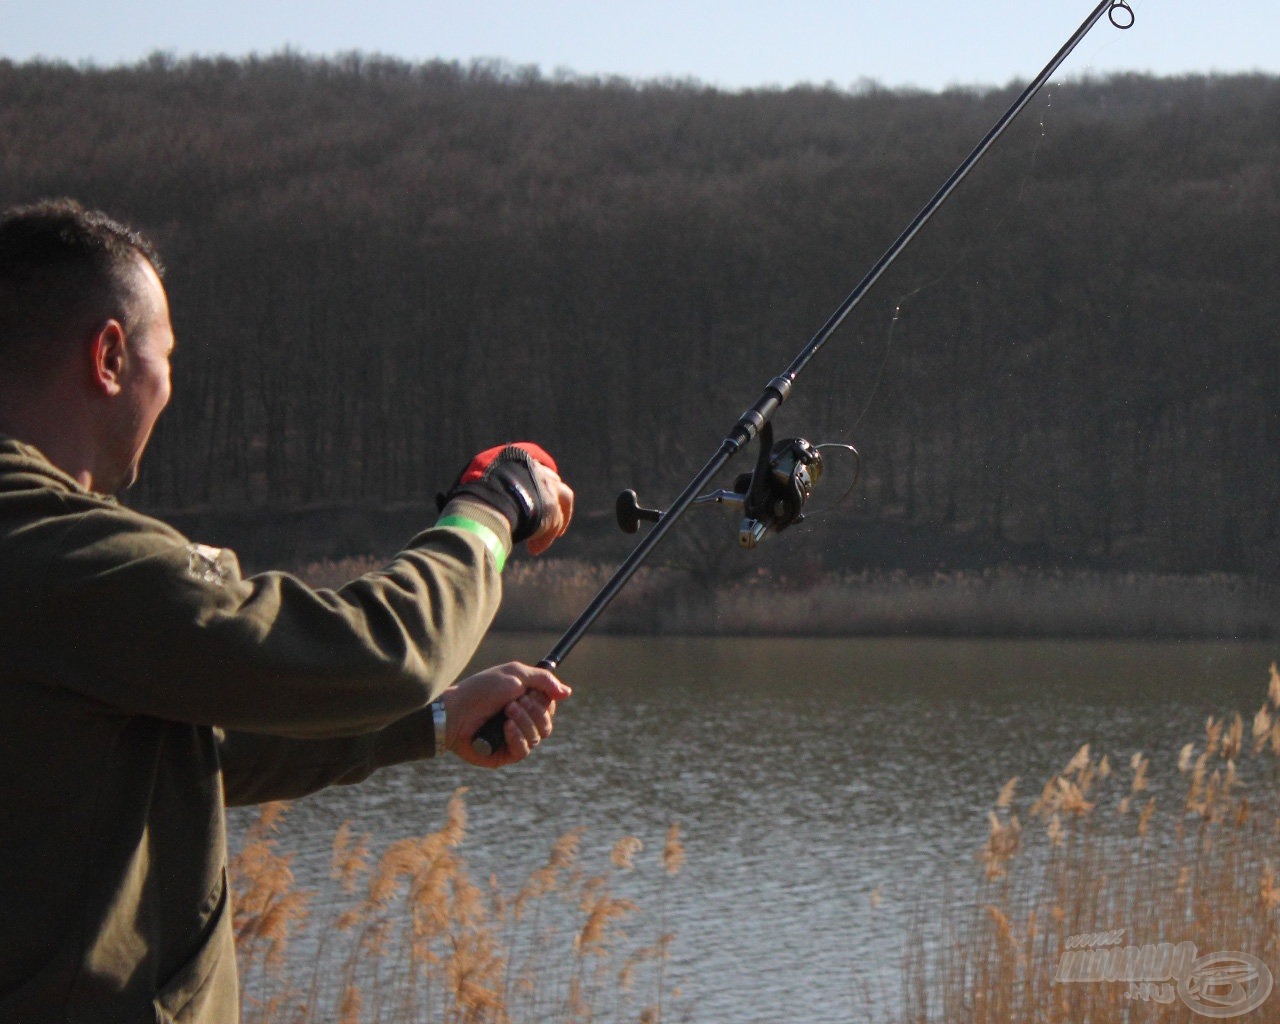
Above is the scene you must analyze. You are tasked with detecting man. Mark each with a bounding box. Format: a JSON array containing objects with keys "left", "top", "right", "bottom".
[{"left": 0, "top": 198, "right": 574, "bottom": 1022}]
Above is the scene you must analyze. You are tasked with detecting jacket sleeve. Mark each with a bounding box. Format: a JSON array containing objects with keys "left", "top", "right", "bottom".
[
  {"left": 216, "top": 707, "right": 438, "bottom": 806},
  {"left": 35, "top": 499, "right": 508, "bottom": 739}
]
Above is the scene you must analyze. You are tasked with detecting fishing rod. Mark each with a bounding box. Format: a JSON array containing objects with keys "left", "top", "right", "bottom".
[{"left": 473, "top": 0, "right": 1135, "bottom": 755}]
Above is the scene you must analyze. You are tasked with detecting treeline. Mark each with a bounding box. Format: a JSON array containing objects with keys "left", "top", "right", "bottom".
[{"left": 1, "top": 55, "right": 1278, "bottom": 576}]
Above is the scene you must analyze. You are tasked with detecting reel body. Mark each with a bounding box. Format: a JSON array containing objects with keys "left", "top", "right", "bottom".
[
  {"left": 737, "top": 429, "right": 823, "bottom": 548},
  {"left": 615, "top": 422, "right": 850, "bottom": 549}
]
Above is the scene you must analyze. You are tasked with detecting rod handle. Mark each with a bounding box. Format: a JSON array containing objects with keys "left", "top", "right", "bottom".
[
  {"left": 469, "top": 659, "right": 559, "bottom": 757},
  {"left": 470, "top": 709, "right": 508, "bottom": 757}
]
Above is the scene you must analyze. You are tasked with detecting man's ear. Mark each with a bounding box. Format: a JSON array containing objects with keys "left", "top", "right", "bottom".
[{"left": 89, "top": 320, "right": 127, "bottom": 396}]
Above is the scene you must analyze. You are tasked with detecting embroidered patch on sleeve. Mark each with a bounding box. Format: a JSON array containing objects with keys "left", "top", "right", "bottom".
[{"left": 186, "top": 543, "right": 230, "bottom": 587}]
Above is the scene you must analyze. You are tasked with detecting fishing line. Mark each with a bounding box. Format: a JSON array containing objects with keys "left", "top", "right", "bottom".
[
  {"left": 827, "top": 0, "right": 1140, "bottom": 445},
  {"left": 833, "top": 84, "right": 1061, "bottom": 443},
  {"left": 797, "top": 441, "right": 863, "bottom": 526}
]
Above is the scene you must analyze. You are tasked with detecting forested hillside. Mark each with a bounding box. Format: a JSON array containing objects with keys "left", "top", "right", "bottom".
[{"left": 1, "top": 56, "right": 1277, "bottom": 576}]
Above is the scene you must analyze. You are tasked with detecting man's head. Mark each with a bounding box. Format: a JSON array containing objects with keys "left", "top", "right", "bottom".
[{"left": 0, "top": 199, "right": 174, "bottom": 493}]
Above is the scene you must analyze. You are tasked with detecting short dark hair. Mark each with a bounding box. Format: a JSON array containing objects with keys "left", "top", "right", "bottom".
[{"left": 0, "top": 198, "right": 165, "bottom": 374}]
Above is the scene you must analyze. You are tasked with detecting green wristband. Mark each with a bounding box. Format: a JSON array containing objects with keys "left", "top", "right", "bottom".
[{"left": 437, "top": 514, "right": 508, "bottom": 572}]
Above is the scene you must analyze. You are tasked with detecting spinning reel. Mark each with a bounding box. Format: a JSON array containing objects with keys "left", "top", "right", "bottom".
[{"left": 616, "top": 422, "right": 858, "bottom": 549}]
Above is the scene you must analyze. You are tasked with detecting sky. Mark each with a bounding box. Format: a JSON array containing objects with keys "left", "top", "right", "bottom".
[{"left": 0, "top": 0, "right": 1277, "bottom": 93}]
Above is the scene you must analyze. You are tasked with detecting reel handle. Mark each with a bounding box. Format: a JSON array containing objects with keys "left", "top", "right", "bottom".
[{"left": 617, "top": 489, "right": 662, "bottom": 533}]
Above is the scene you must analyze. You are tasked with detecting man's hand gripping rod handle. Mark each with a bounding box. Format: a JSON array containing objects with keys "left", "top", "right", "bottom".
[{"left": 470, "top": 0, "right": 1130, "bottom": 757}]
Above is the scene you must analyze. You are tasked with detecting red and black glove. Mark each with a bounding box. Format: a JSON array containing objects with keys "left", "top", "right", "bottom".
[{"left": 437, "top": 443, "right": 559, "bottom": 544}]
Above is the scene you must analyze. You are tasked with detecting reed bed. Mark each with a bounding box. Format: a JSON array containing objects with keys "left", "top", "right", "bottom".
[
  {"left": 229, "top": 791, "right": 686, "bottom": 1024},
  {"left": 295, "top": 556, "right": 1278, "bottom": 638},
  {"left": 230, "top": 582, "right": 1279, "bottom": 1023},
  {"left": 897, "top": 664, "right": 1280, "bottom": 1023}
]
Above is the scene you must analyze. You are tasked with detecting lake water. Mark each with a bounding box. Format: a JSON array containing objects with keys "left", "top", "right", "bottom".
[{"left": 229, "top": 633, "right": 1278, "bottom": 1022}]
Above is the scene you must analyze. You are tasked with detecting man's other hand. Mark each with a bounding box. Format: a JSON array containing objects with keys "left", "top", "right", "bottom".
[{"left": 440, "top": 662, "right": 571, "bottom": 768}]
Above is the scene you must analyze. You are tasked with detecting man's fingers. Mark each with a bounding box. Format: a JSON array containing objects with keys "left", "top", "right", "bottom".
[
  {"left": 526, "top": 464, "right": 573, "bottom": 555},
  {"left": 514, "top": 664, "right": 572, "bottom": 702},
  {"left": 505, "top": 696, "right": 553, "bottom": 747},
  {"left": 502, "top": 666, "right": 567, "bottom": 746},
  {"left": 502, "top": 718, "right": 533, "bottom": 759}
]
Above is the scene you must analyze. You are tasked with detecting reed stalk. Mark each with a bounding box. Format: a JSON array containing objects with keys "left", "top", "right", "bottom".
[{"left": 229, "top": 789, "right": 685, "bottom": 1024}]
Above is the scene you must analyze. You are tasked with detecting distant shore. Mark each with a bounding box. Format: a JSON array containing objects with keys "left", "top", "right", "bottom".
[{"left": 296, "top": 557, "right": 1280, "bottom": 640}]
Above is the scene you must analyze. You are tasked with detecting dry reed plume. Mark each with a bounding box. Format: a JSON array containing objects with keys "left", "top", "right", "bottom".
[
  {"left": 229, "top": 790, "right": 686, "bottom": 1024},
  {"left": 895, "top": 663, "right": 1280, "bottom": 1023}
]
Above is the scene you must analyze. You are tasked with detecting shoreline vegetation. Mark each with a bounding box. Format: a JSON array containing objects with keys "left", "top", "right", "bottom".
[
  {"left": 231, "top": 670, "right": 1280, "bottom": 1023},
  {"left": 295, "top": 556, "right": 1280, "bottom": 640}
]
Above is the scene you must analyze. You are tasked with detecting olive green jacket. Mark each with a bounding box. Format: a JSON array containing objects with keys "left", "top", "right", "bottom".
[{"left": 0, "top": 438, "right": 509, "bottom": 1022}]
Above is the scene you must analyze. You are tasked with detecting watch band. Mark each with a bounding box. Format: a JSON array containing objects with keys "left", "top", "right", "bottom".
[{"left": 431, "top": 699, "right": 448, "bottom": 754}]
